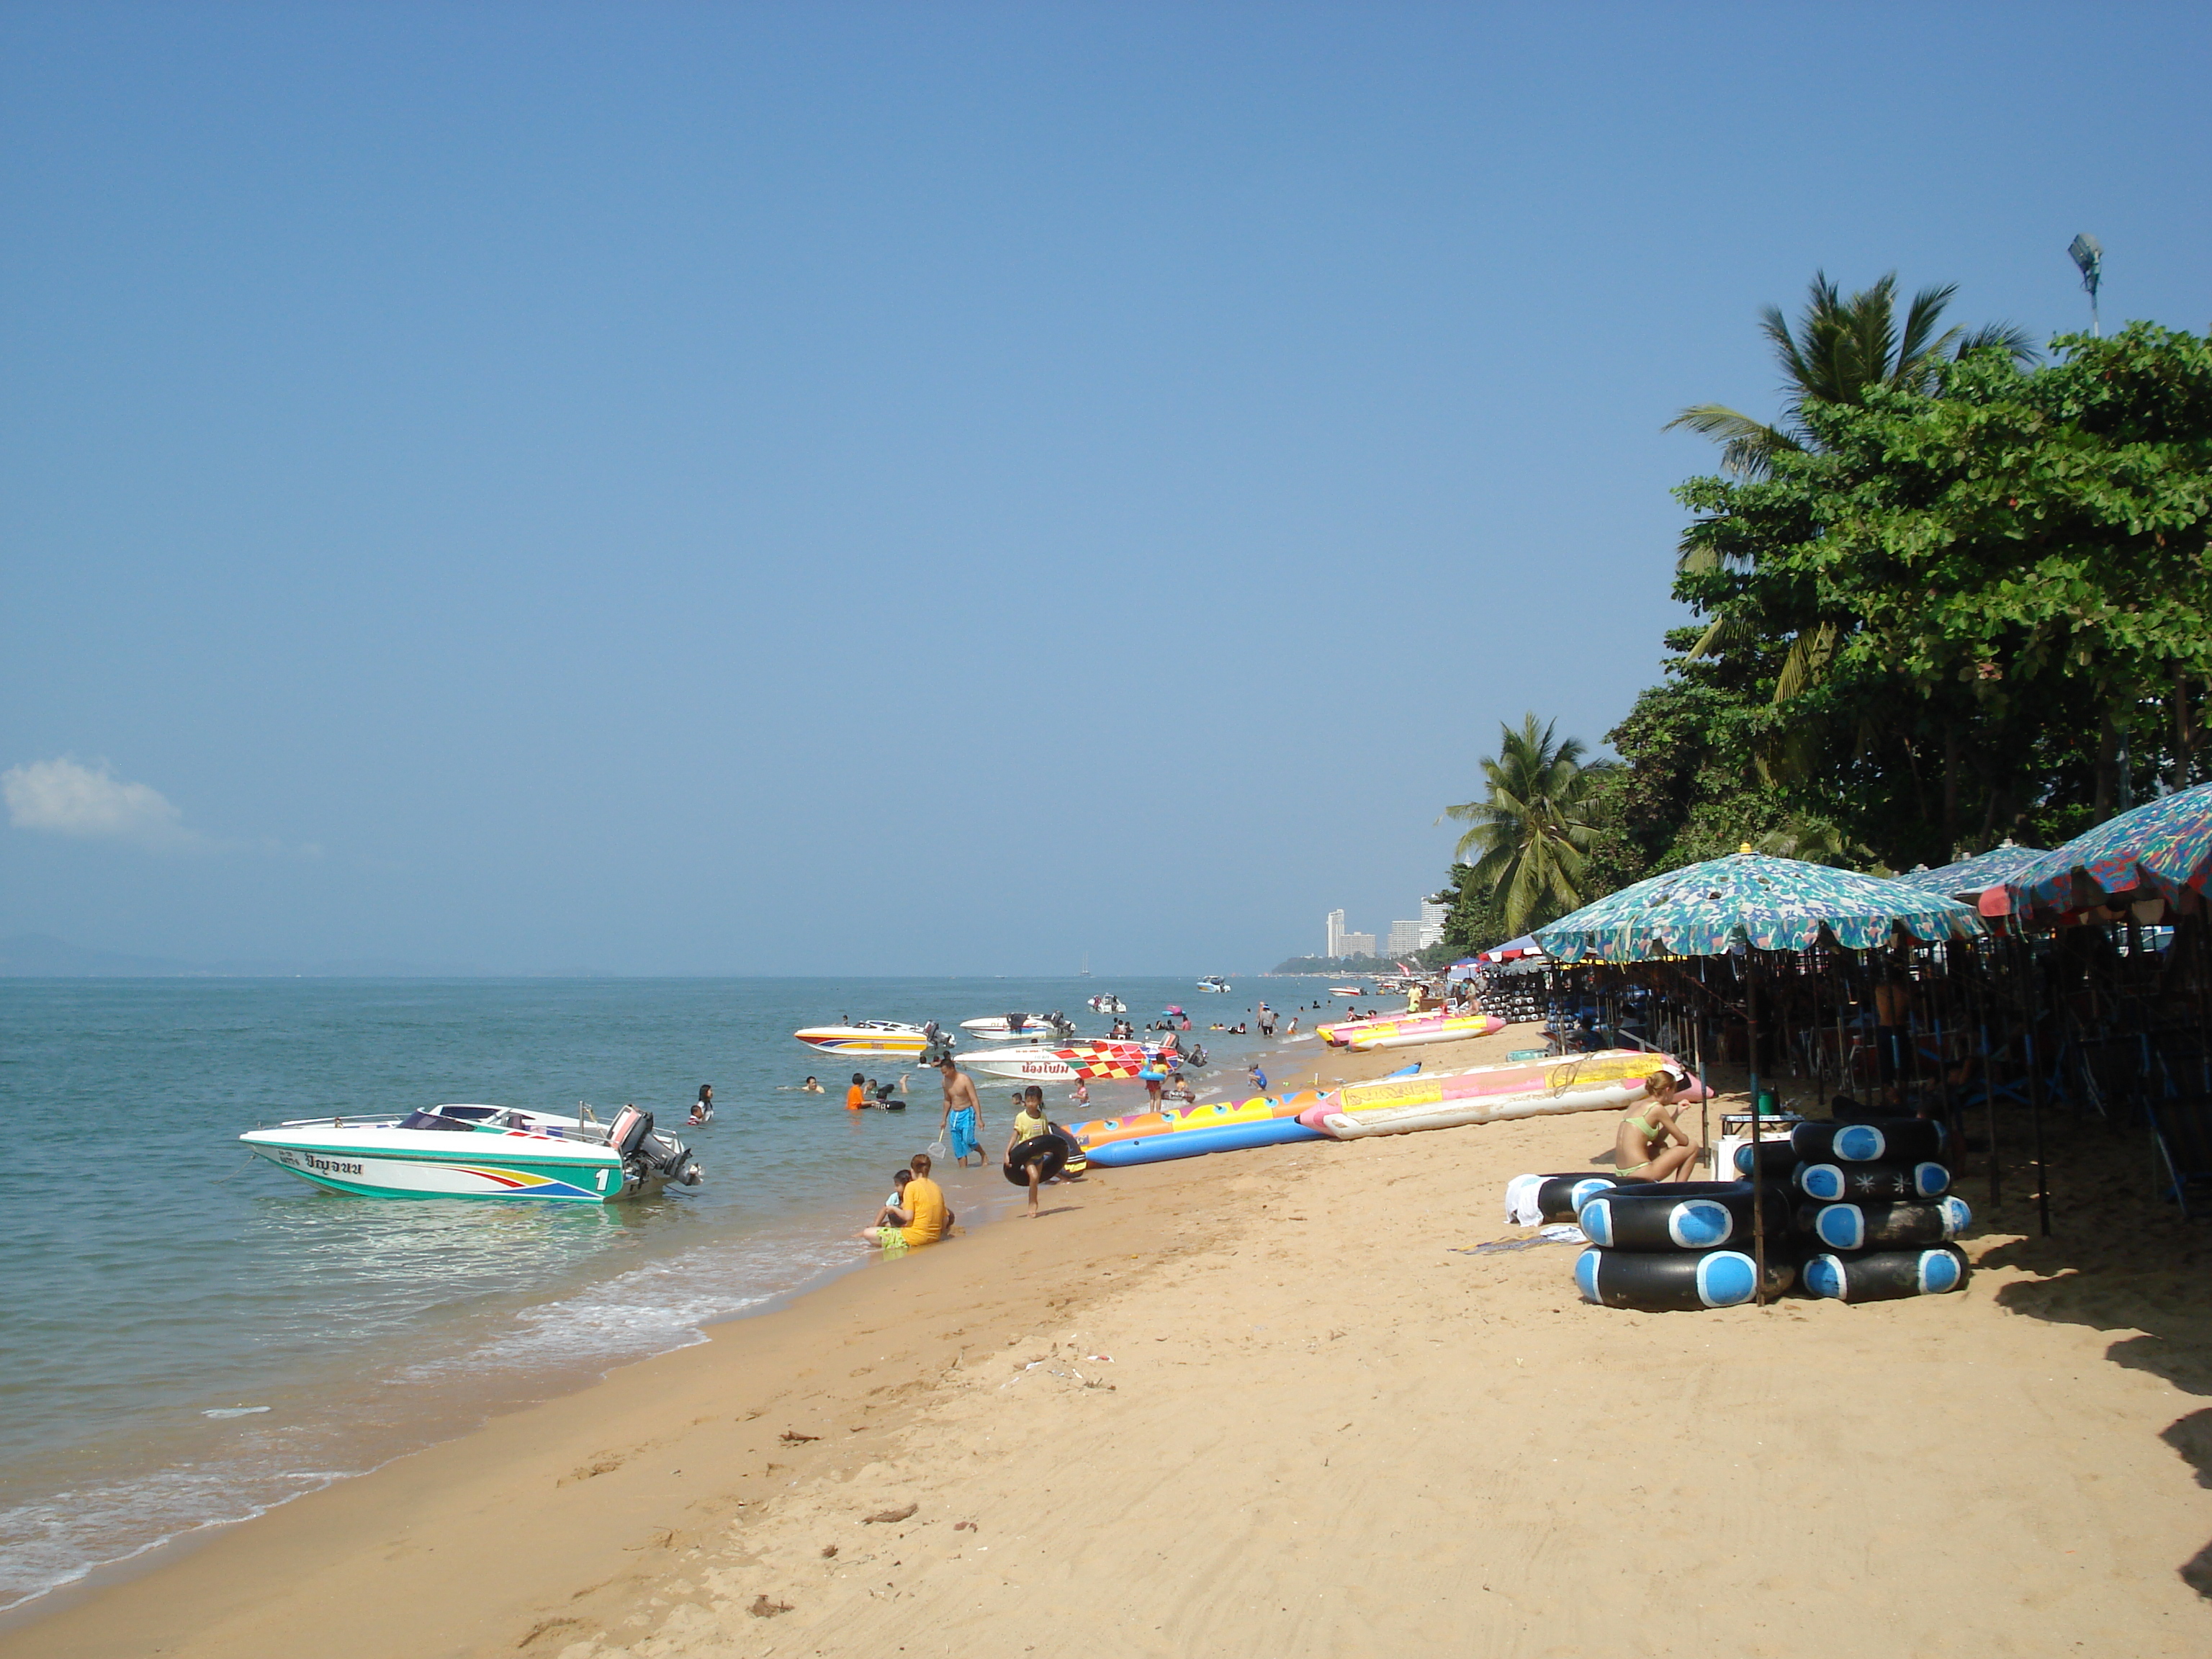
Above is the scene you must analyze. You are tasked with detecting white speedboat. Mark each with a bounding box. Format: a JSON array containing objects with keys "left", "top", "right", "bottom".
[
  {"left": 1087, "top": 994, "right": 1126, "bottom": 1015},
  {"left": 960, "top": 1013, "right": 1069, "bottom": 1040},
  {"left": 1329, "top": 984, "right": 1366, "bottom": 997},
  {"left": 958, "top": 1047, "right": 1082, "bottom": 1083},
  {"left": 240, "top": 1103, "right": 701, "bottom": 1202},
  {"left": 1197, "top": 976, "right": 1231, "bottom": 993},
  {"left": 959, "top": 1038, "right": 1152, "bottom": 1082},
  {"left": 793, "top": 1020, "right": 934, "bottom": 1056}
]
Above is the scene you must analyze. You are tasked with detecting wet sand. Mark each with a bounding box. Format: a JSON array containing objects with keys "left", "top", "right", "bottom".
[{"left": 11, "top": 1021, "right": 2211, "bottom": 1657}]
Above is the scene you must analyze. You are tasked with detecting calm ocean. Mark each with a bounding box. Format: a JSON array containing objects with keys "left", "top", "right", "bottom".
[{"left": 0, "top": 974, "right": 1315, "bottom": 1616}]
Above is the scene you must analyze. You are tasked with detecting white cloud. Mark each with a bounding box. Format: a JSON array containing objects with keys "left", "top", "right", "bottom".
[{"left": 2, "top": 757, "right": 191, "bottom": 845}]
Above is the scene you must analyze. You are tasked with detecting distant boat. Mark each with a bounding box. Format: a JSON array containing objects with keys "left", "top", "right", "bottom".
[
  {"left": 1081, "top": 954, "right": 1092, "bottom": 977},
  {"left": 1197, "top": 976, "right": 1231, "bottom": 993}
]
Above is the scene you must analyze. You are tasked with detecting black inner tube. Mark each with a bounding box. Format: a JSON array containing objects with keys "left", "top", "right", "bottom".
[{"left": 1003, "top": 1133, "right": 1069, "bottom": 1186}]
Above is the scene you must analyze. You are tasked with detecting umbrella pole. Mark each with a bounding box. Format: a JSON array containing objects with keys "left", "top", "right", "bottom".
[
  {"left": 1978, "top": 928, "right": 2002, "bottom": 1210},
  {"left": 2022, "top": 932, "right": 2052, "bottom": 1238},
  {"left": 1837, "top": 953, "right": 1852, "bottom": 1107},
  {"left": 1749, "top": 953, "right": 1768, "bottom": 1308}
]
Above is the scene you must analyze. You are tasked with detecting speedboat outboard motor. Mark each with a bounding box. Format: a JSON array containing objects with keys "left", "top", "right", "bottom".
[
  {"left": 606, "top": 1106, "right": 703, "bottom": 1191},
  {"left": 920, "top": 1022, "right": 956, "bottom": 1066}
]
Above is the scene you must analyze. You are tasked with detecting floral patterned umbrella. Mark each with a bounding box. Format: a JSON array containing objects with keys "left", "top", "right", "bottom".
[
  {"left": 1891, "top": 843, "right": 2048, "bottom": 903},
  {"left": 2008, "top": 781, "right": 2212, "bottom": 916},
  {"left": 1534, "top": 849, "right": 1984, "bottom": 963}
]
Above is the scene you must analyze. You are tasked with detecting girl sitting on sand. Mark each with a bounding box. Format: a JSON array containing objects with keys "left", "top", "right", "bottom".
[{"left": 1614, "top": 1067, "right": 1700, "bottom": 1182}]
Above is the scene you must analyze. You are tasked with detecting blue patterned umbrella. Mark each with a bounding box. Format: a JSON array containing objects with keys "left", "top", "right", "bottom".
[
  {"left": 1534, "top": 850, "right": 1984, "bottom": 963},
  {"left": 2007, "top": 781, "right": 2212, "bottom": 915},
  {"left": 1891, "top": 843, "right": 2048, "bottom": 903}
]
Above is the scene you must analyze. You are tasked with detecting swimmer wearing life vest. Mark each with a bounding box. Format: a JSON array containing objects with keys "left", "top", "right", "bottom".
[{"left": 1613, "top": 1066, "right": 1699, "bottom": 1182}]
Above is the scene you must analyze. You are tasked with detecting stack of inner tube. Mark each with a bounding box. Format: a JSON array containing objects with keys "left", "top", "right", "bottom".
[
  {"left": 1787, "top": 1118, "right": 1969, "bottom": 1301},
  {"left": 1573, "top": 1181, "right": 1796, "bottom": 1311}
]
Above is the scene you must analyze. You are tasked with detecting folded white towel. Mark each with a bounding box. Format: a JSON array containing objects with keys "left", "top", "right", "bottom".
[{"left": 1503, "top": 1172, "right": 1546, "bottom": 1228}]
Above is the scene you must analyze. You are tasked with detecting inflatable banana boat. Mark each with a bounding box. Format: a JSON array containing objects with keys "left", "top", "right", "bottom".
[
  {"left": 1068, "top": 1090, "right": 1328, "bottom": 1167},
  {"left": 1298, "top": 1049, "right": 1704, "bottom": 1140},
  {"left": 1315, "top": 1010, "right": 1505, "bottom": 1051}
]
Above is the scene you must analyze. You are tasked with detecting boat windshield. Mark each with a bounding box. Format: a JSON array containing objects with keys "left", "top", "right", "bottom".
[{"left": 398, "top": 1110, "right": 480, "bottom": 1133}]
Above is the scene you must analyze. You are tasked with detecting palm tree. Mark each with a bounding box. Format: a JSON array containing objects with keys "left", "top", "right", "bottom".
[
  {"left": 1668, "top": 274, "right": 2038, "bottom": 777},
  {"left": 1668, "top": 271, "right": 2036, "bottom": 482},
  {"left": 1442, "top": 714, "right": 1611, "bottom": 934}
]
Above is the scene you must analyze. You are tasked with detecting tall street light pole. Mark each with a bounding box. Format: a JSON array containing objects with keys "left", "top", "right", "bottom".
[{"left": 2068, "top": 233, "right": 2103, "bottom": 338}]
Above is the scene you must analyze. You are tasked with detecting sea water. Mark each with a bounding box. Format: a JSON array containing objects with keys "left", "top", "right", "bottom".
[{"left": 0, "top": 974, "right": 1313, "bottom": 1616}]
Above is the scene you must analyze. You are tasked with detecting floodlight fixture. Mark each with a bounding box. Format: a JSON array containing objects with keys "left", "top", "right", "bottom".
[{"left": 2067, "top": 233, "right": 2103, "bottom": 337}]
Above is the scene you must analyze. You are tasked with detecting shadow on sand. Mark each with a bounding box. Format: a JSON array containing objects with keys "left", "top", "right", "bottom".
[{"left": 1972, "top": 1095, "right": 2212, "bottom": 1594}]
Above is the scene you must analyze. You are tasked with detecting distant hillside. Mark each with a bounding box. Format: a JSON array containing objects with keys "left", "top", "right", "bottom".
[
  {"left": 0, "top": 933, "right": 204, "bottom": 976},
  {"left": 1269, "top": 954, "right": 1410, "bottom": 976},
  {"left": 0, "top": 932, "right": 470, "bottom": 977}
]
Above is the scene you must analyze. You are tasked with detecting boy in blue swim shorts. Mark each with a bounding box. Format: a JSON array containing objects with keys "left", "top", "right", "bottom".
[{"left": 935, "top": 1056, "right": 985, "bottom": 1167}]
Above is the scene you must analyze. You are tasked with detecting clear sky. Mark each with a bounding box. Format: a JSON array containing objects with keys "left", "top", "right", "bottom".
[{"left": 3, "top": 2, "right": 2206, "bottom": 974}]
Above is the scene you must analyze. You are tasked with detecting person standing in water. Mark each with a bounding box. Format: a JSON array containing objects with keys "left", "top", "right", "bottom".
[{"left": 935, "top": 1055, "right": 984, "bottom": 1167}]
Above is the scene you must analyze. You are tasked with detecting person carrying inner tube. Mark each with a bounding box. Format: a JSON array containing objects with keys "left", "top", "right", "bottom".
[
  {"left": 1006, "top": 1087, "right": 1054, "bottom": 1219},
  {"left": 1614, "top": 1066, "right": 1700, "bottom": 1182}
]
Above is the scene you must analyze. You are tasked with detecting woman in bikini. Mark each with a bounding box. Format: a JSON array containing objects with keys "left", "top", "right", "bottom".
[{"left": 1614, "top": 1067, "right": 1699, "bottom": 1182}]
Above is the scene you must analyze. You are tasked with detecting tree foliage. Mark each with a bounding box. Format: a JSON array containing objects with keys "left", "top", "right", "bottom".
[{"left": 1424, "top": 311, "right": 2212, "bottom": 928}]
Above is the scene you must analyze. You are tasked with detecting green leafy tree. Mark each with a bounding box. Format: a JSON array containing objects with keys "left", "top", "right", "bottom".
[
  {"left": 1673, "top": 322, "right": 2212, "bottom": 863},
  {"left": 1442, "top": 714, "right": 1612, "bottom": 934}
]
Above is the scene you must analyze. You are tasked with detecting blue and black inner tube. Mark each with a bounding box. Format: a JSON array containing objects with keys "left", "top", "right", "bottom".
[
  {"left": 1802, "top": 1244, "right": 1966, "bottom": 1301},
  {"left": 1575, "top": 1246, "right": 1797, "bottom": 1311},
  {"left": 1794, "top": 1160, "right": 1951, "bottom": 1202},
  {"left": 1794, "top": 1195, "right": 1971, "bottom": 1251},
  {"left": 1790, "top": 1118, "right": 1946, "bottom": 1165},
  {"left": 1578, "top": 1180, "right": 1790, "bottom": 1253},
  {"left": 1534, "top": 1172, "right": 1622, "bottom": 1222}
]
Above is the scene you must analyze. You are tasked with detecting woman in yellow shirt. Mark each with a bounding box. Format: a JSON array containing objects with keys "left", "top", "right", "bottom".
[{"left": 857, "top": 1153, "right": 952, "bottom": 1249}]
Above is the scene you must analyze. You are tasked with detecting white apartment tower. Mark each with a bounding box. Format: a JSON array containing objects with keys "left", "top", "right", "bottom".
[
  {"left": 1418, "top": 898, "right": 1448, "bottom": 950},
  {"left": 1385, "top": 919, "right": 1422, "bottom": 957},
  {"left": 1325, "top": 909, "right": 1346, "bottom": 958}
]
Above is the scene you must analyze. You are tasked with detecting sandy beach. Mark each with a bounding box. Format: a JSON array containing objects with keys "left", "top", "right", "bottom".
[{"left": 12, "top": 1020, "right": 2212, "bottom": 1658}]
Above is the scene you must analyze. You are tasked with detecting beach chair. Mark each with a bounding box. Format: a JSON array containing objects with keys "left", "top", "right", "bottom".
[{"left": 2146, "top": 1096, "right": 2212, "bottom": 1221}]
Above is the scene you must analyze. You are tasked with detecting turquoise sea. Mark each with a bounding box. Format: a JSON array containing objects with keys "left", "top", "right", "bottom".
[{"left": 0, "top": 975, "right": 1318, "bottom": 1617}]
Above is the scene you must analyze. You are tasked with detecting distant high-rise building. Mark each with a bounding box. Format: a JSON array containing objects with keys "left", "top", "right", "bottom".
[
  {"left": 1418, "top": 899, "right": 1448, "bottom": 950},
  {"left": 1326, "top": 908, "right": 1346, "bottom": 958},
  {"left": 1386, "top": 919, "right": 1422, "bottom": 956},
  {"left": 1339, "top": 930, "right": 1377, "bottom": 958}
]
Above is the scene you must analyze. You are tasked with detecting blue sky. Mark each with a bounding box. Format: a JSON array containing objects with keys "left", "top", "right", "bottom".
[{"left": 3, "top": 2, "right": 2206, "bottom": 974}]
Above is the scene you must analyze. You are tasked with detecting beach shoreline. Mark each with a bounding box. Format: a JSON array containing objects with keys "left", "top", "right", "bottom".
[{"left": 12, "top": 1020, "right": 2211, "bottom": 1658}]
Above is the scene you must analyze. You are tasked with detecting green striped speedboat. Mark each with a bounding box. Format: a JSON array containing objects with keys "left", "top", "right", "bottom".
[{"left": 239, "top": 1103, "right": 701, "bottom": 1202}]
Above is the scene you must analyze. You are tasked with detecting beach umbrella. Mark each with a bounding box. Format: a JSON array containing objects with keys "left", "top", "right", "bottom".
[
  {"left": 1535, "top": 850, "right": 1983, "bottom": 1304},
  {"left": 2006, "top": 781, "right": 2212, "bottom": 917},
  {"left": 1534, "top": 850, "right": 1984, "bottom": 963},
  {"left": 1891, "top": 843, "right": 2049, "bottom": 904},
  {"left": 1477, "top": 934, "right": 1547, "bottom": 964}
]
